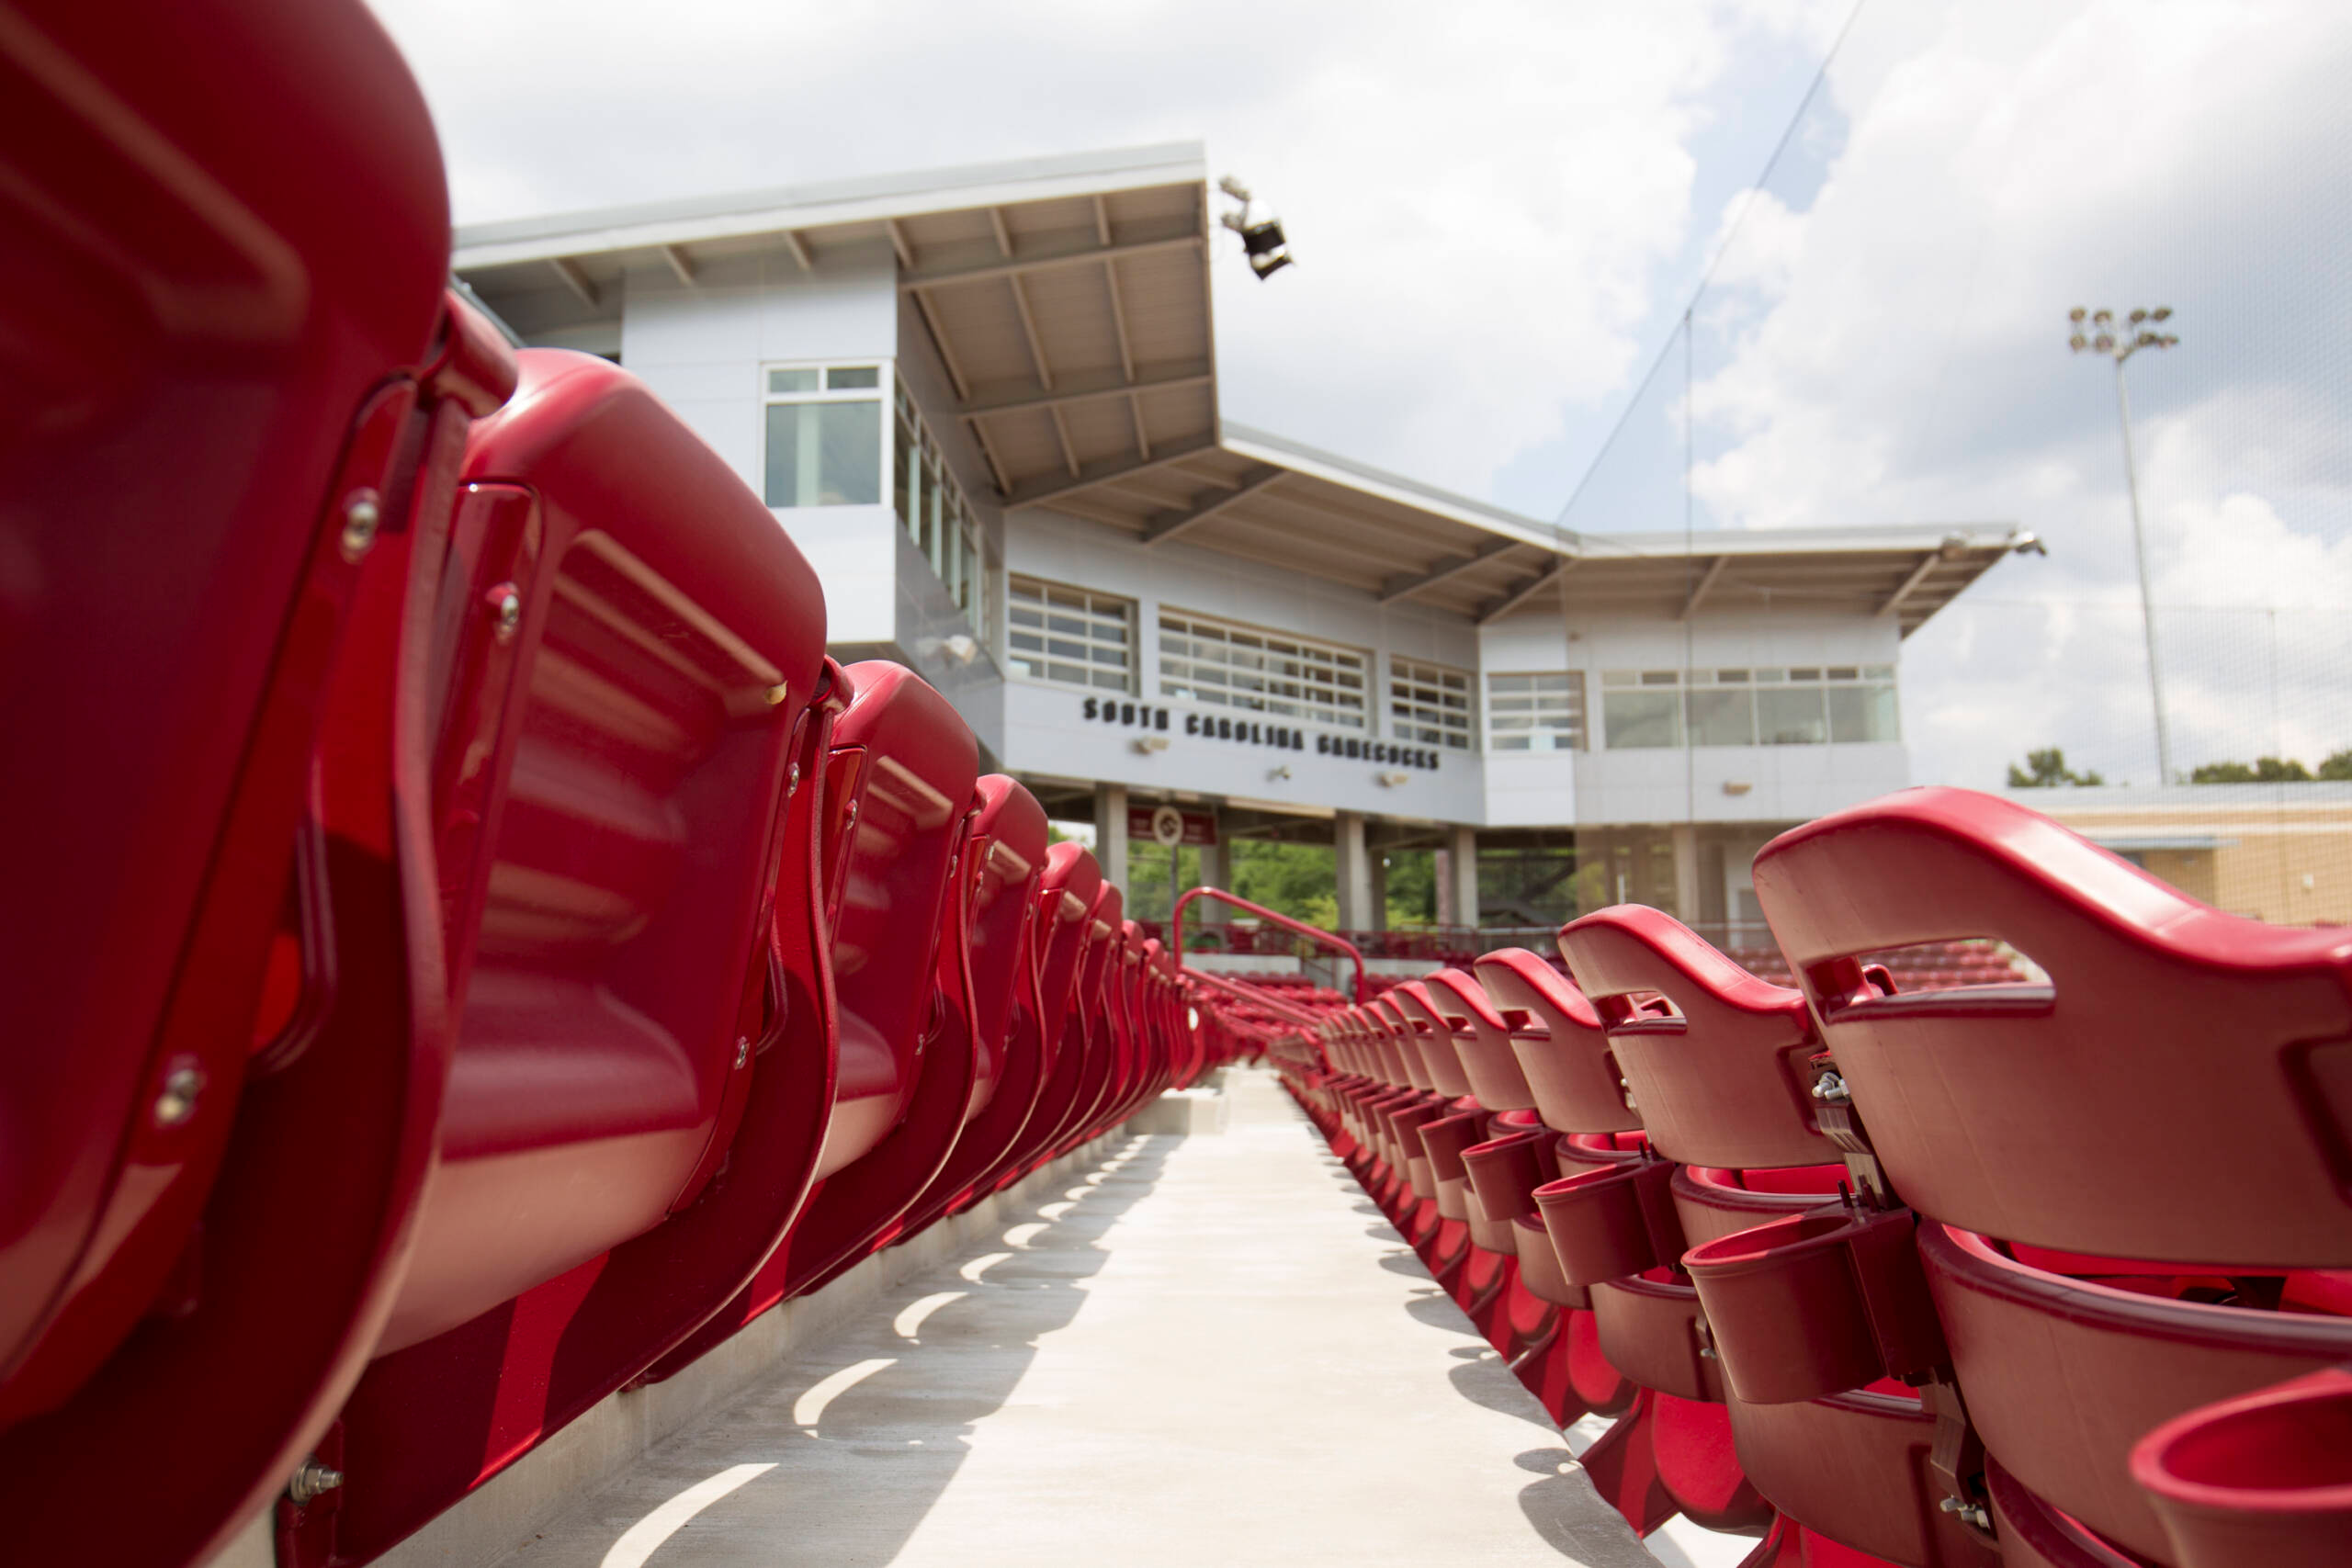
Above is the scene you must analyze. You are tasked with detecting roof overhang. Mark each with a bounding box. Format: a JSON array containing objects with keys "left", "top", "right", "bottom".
[
  {"left": 453, "top": 142, "right": 2034, "bottom": 637},
  {"left": 453, "top": 144, "right": 1219, "bottom": 492}
]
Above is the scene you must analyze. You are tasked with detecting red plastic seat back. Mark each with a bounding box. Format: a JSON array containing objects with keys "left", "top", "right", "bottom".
[
  {"left": 0, "top": 0, "right": 465, "bottom": 1427},
  {"left": 1389, "top": 981, "right": 1474, "bottom": 1098},
  {"left": 1472, "top": 948, "right": 1638, "bottom": 1134},
  {"left": 956, "top": 777, "right": 1048, "bottom": 1120},
  {"left": 812, "top": 661, "right": 979, "bottom": 1181},
  {"left": 380, "top": 350, "right": 828, "bottom": 1353},
  {"left": 1422, "top": 967, "right": 1536, "bottom": 1111},
  {"left": 1754, "top": 786, "right": 2352, "bottom": 1263},
  {"left": 1557, "top": 906, "right": 1832, "bottom": 1171},
  {"left": 1032, "top": 843, "right": 1102, "bottom": 1051},
  {"left": 1363, "top": 998, "right": 1421, "bottom": 1089}
]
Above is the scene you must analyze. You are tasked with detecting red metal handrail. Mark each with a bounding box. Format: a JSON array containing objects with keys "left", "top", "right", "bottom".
[
  {"left": 1171, "top": 886, "right": 1367, "bottom": 1004},
  {"left": 1181, "top": 965, "right": 1328, "bottom": 1028}
]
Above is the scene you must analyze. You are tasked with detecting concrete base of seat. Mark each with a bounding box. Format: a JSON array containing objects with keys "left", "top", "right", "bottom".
[
  {"left": 1132, "top": 1082, "right": 1229, "bottom": 1135},
  {"left": 198, "top": 1135, "right": 1131, "bottom": 1568}
]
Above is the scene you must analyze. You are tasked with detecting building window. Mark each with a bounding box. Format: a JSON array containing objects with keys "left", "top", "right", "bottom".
[
  {"left": 1159, "top": 610, "right": 1368, "bottom": 731},
  {"left": 1600, "top": 665, "right": 1899, "bottom": 749},
  {"left": 1009, "top": 577, "right": 1132, "bottom": 693},
  {"left": 1487, "top": 671, "right": 1586, "bottom": 751},
  {"left": 890, "top": 378, "right": 989, "bottom": 639},
  {"left": 763, "top": 364, "right": 883, "bottom": 507},
  {"left": 1600, "top": 670, "right": 1684, "bottom": 749},
  {"left": 1388, "top": 658, "right": 1474, "bottom": 750}
]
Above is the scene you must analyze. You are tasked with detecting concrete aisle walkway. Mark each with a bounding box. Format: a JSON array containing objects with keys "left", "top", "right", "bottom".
[{"left": 490, "top": 1069, "right": 1664, "bottom": 1568}]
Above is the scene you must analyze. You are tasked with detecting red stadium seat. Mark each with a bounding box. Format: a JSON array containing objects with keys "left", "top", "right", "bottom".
[
  {"left": 728, "top": 661, "right": 979, "bottom": 1311},
  {"left": 0, "top": 5, "right": 523, "bottom": 1557},
  {"left": 981, "top": 844, "right": 1105, "bottom": 1189},
  {"left": 1749, "top": 787, "right": 2352, "bottom": 1564},
  {"left": 1012, "top": 880, "right": 1124, "bottom": 1177},
  {"left": 889, "top": 777, "right": 1051, "bottom": 1237},
  {"left": 328, "top": 349, "right": 831, "bottom": 1562}
]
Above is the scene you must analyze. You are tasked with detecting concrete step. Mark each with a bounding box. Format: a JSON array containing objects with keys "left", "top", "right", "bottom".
[{"left": 447, "top": 1071, "right": 1694, "bottom": 1567}]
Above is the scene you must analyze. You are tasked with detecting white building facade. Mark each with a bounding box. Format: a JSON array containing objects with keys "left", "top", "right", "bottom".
[{"left": 455, "top": 144, "right": 2033, "bottom": 943}]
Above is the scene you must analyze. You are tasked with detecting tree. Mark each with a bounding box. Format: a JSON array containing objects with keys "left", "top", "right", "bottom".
[
  {"left": 2007, "top": 747, "right": 2105, "bottom": 788},
  {"left": 1383, "top": 849, "right": 1437, "bottom": 927},
  {"left": 2322, "top": 749, "right": 2352, "bottom": 781},
  {"left": 1230, "top": 840, "right": 1335, "bottom": 924},
  {"left": 2189, "top": 757, "right": 2314, "bottom": 784}
]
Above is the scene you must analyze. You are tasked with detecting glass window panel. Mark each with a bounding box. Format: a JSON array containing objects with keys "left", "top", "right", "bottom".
[
  {"left": 1604, "top": 690, "right": 1683, "bottom": 749},
  {"left": 1639, "top": 670, "right": 1680, "bottom": 686},
  {"left": 1159, "top": 610, "right": 1367, "bottom": 730},
  {"left": 1484, "top": 669, "right": 1585, "bottom": 751},
  {"left": 1827, "top": 683, "right": 1901, "bottom": 742},
  {"left": 1389, "top": 657, "right": 1474, "bottom": 750},
  {"left": 1009, "top": 575, "right": 1133, "bottom": 694},
  {"left": 763, "top": 400, "right": 880, "bottom": 507},
  {"left": 826, "top": 366, "right": 880, "bottom": 389},
  {"left": 767, "top": 367, "right": 820, "bottom": 394},
  {"left": 1758, "top": 687, "right": 1829, "bottom": 744},
  {"left": 1827, "top": 666, "right": 1860, "bottom": 682},
  {"left": 1687, "top": 688, "right": 1757, "bottom": 747}
]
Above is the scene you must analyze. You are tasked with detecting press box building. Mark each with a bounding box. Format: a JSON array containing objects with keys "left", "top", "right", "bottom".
[{"left": 452, "top": 142, "right": 2033, "bottom": 939}]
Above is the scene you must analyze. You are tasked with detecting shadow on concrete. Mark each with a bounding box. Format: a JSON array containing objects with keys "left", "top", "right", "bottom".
[
  {"left": 547, "top": 1134, "right": 1179, "bottom": 1568},
  {"left": 1280, "top": 1112, "right": 1674, "bottom": 1567}
]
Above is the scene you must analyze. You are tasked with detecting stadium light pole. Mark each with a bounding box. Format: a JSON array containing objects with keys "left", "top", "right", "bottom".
[{"left": 2070, "top": 305, "right": 2180, "bottom": 784}]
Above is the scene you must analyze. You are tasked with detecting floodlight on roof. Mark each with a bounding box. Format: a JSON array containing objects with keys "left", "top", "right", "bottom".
[{"left": 1218, "top": 175, "right": 1295, "bottom": 283}]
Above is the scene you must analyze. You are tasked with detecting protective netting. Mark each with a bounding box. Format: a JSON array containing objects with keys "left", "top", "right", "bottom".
[{"left": 1550, "top": 0, "right": 2352, "bottom": 929}]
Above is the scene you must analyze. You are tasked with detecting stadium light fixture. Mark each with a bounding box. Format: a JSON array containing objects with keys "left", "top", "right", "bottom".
[
  {"left": 1218, "top": 176, "right": 1295, "bottom": 281},
  {"left": 2070, "top": 304, "right": 2180, "bottom": 783}
]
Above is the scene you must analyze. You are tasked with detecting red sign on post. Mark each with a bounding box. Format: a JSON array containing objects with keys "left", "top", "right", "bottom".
[{"left": 1127, "top": 804, "right": 1219, "bottom": 848}]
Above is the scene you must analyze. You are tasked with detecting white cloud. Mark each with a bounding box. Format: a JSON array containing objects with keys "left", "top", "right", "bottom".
[
  {"left": 364, "top": 0, "right": 2352, "bottom": 786},
  {"left": 1627, "top": 0, "right": 2352, "bottom": 785},
  {"left": 365, "top": 0, "right": 1825, "bottom": 496}
]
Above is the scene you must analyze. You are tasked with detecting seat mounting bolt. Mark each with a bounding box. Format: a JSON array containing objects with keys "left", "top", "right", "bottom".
[
  {"left": 340, "top": 492, "right": 381, "bottom": 561},
  {"left": 288, "top": 1462, "right": 345, "bottom": 1506},
  {"left": 153, "top": 1065, "right": 204, "bottom": 1127}
]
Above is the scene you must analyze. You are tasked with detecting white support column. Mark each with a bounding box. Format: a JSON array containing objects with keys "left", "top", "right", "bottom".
[
  {"left": 1449, "top": 825, "right": 1480, "bottom": 930},
  {"left": 1095, "top": 782, "right": 1129, "bottom": 892},
  {"left": 1670, "top": 821, "right": 1701, "bottom": 927},
  {"left": 1198, "top": 818, "right": 1230, "bottom": 925},
  {"left": 1334, "top": 811, "right": 1373, "bottom": 932}
]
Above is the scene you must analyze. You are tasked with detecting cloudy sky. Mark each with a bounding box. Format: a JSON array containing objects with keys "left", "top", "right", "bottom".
[{"left": 369, "top": 0, "right": 2352, "bottom": 789}]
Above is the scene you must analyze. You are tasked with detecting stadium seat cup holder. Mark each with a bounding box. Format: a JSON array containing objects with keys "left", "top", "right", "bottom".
[
  {"left": 1681, "top": 1205, "right": 1946, "bottom": 1404},
  {"left": 1532, "top": 1156, "right": 1684, "bottom": 1286},
  {"left": 2130, "top": 1366, "right": 2352, "bottom": 1568},
  {"left": 1420, "top": 1110, "right": 1492, "bottom": 1223},
  {"left": 1464, "top": 1130, "right": 1551, "bottom": 1229},
  {"left": 1392, "top": 1100, "right": 1449, "bottom": 1200}
]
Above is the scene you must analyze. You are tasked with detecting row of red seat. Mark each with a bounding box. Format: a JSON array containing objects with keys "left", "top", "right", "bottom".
[
  {"left": 1257, "top": 787, "right": 2352, "bottom": 1568},
  {"left": 0, "top": 5, "right": 1234, "bottom": 1562}
]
